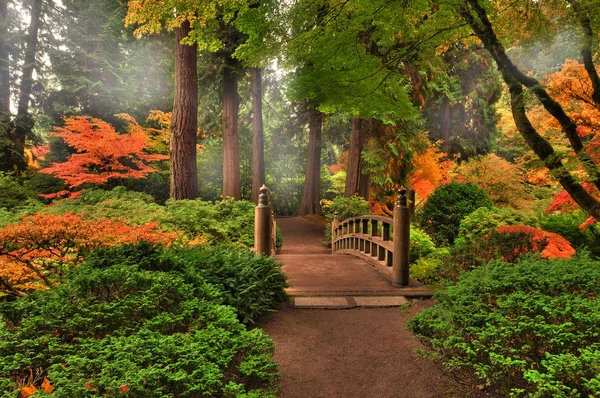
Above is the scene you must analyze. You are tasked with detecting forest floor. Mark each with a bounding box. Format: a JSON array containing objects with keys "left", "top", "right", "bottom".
[{"left": 254, "top": 217, "right": 478, "bottom": 398}]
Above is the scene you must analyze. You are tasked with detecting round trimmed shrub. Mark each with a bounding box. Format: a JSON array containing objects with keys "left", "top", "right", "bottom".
[{"left": 420, "top": 181, "right": 493, "bottom": 245}]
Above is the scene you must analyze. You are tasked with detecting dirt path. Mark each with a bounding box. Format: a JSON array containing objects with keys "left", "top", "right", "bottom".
[{"left": 259, "top": 217, "right": 472, "bottom": 397}]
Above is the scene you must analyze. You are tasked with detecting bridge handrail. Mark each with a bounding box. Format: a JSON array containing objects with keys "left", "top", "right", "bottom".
[{"left": 332, "top": 189, "right": 411, "bottom": 286}]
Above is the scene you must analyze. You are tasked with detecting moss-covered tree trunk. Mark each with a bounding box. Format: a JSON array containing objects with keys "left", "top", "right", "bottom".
[
  {"left": 299, "top": 108, "right": 323, "bottom": 215},
  {"left": 170, "top": 20, "right": 199, "bottom": 200},
  {"left": 250, "top": 68, "right": 265, "bottom": 203}
]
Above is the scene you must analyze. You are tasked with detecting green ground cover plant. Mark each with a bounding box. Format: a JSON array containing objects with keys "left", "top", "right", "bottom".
[
  {"left": 0, "top": 252, "right": 280, "bottom": 397},
  {"left": 408, "top": 255, "right": 600, "bottom": 397}
]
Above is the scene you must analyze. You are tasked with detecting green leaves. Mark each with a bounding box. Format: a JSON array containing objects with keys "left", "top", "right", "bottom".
[
  {"left": 0, "top": 243, "right": 283, "bottom": 396},
  {"left": 408, "top": 255, "right": 600, "bottom": 397}
]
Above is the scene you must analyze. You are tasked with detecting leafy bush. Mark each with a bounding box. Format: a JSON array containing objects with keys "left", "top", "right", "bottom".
[
  {"left": 86, "top": 242, "right": 288, "bottom": 323},
  {"left": 0, "top": 174, "right": 33, "bottom": 210},
  {"left": 420, "top": 181, "right": 493, "bottom": 245},
  {"left": 0, "top": 260, "right": 279, "bottom": 396},
  {"left": 408, "top": 255, "right": 600, "bottom": 397},
  {"left": 322, "top": 195, "right": 370, "bottom": 247},
  {"left": 539, "top": 211, "right": 600, "bottom": 256},
  {"left": 497, "top": 225, "right": 576, "bottom": 259},
  {"left": 0, "top": 213, "right": 180, "bottom": 297},
  {"left": 43, "top": 188, "right": 282, "bottom": 250},
  {"left": 453, "top": 154, "right": 530, "bottom": 209},
  {"left": 409, "top": 227, "right": 436, "bottom": 262},
  {"left": 456, "top": 206, "right": 539, "bottom": 246},
  {"left": 44, "top": 187, "right": 165, "bottom": 225},
  {"left": 410, "top": 255, "right": 444, "bottom": 286},
  {"left": 436, "top": 231, "right": 542, "bottom": 282}
]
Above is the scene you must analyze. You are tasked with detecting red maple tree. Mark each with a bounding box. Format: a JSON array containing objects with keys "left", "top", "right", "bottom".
[{"left": 40, "top": 114, "right": 167, "bottom": 188}]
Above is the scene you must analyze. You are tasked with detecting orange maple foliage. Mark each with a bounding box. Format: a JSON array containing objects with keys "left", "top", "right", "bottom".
[
  {"left": 408, "top": 143, "right": 452, "bottom": 203},
  {"left": 0, "top": 213, "right": 181, "bottom": 297},
  {"left": 496, "top": 225, "right": 576, "bottom": 259},
  {"left": 19, "top": 377, "right": 53, "bottom": 397},
  {"left": 40, "top": 115, "right": 167, "bottom": 188}
]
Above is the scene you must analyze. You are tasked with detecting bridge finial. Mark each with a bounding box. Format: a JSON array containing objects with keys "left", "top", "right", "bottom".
[
  {"left": 333, "top": 211, "right": 339, "bottom": 222},
  {"left": 258, "top": 185, "right": 269, "bottom": 207},
  {"left": 397, "top": 187, "right": 407, "bottom": 207}
]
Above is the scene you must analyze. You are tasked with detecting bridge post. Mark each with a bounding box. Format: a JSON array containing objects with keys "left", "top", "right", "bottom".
[
  {"left": 254, "top": 185, "right": 272, "bottom": 256},
  {"left": 392, "top": 188, "right": 410, "bottom": 286},
  {"left": 331, "top": 212, "right": 339, "bottom": 253}
]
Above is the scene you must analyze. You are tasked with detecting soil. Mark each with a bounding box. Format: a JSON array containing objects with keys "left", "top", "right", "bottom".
[{"left": 257, "top": 217, "right": 477, "bottom": 398}]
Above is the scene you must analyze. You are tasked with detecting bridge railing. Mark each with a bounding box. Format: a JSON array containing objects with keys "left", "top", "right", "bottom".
[{"left": 332, "top": 189, "right": 411, "bottom": 286}]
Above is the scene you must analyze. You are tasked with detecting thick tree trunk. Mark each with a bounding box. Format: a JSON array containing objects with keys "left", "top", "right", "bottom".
[
  {"left": 250, "top": 68, "right": 265, "bottom": 203},
  {"left": 0, "top": 0, "right": 9, "bottom": 114},
  {"left": 440, "top": 97, "right": 451, "bottom": 153},
  {"left": 222, "top": 65, "right": 241, "bottom": 200},
  {"left": 13, "top": 0, "right": 41, "bottom": 173},
  {"left": 170, "top": 20, "right": 198, "bottom": 200},
  {"left": 458, "top": 0, "right": 600, "bottom": 220},
  {"left": 345, "top": 117, "right": 371, "bottom": 198},
  {"left": 299, "top": 108, "right": 323, "bottom": 215}
]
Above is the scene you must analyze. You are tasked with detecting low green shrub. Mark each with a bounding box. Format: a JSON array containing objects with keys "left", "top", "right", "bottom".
[
  {"left": 435, "top": 231, "right": 543, "bottom": 283},
  {"left": 0, "top": 259, "right": 279, "bottom": 396},
  {"left": 322, "top": 195, "right": 370, "bottom": 247},
  {"left": 409, "top": 227, "right": 436, "bottom": 263},
  {"left": 456, "top": 206, "right": 539, "bottom": 246},
  {"left": 420, "top": 182, "right": 493, "bottom": 246},
  {"left": 42, "top": 188, "right": 283, "bottom": 250},
  {"left": 408, "top": 255, "right": 600, "bottom": 397},
  {"left": 44, "top": 187, "right": 165, "bottom": 225},
  {"left": 410, "top": 255, "right": 443, "bottom": 286},
  {"left": 86, "top": 242, "right": 288, "bottom": 323},
  {"left": 0, "top": 174, "right": 33, "bottom": 210}
]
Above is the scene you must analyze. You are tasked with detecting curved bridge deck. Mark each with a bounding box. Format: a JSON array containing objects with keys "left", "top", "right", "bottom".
[{"left": 276, "top": 217, "right": 433, "bottom": 302}]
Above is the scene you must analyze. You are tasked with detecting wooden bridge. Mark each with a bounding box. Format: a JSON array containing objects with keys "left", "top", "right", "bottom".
[{"left": 254, "top": 187, "right": 433, "bottom": 307}]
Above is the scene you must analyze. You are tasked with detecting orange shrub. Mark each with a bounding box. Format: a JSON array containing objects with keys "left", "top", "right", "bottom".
[
  {"left": 496, "top": 225, "right": 576, "bottom": 259},
  {"left": 0, "top": 213, "right": 181, "bottom": 297}
]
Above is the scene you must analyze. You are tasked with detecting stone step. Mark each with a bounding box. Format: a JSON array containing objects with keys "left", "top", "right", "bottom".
[{"left": 292, "top": 296, "right": 408, "bottom": 309}]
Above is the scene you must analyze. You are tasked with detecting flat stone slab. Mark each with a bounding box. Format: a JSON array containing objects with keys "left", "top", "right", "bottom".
[
  {"left": 353, "top": 296, "right": 408, "bottom": 307},
  {"left": 293, "top": 296, "right": 409, "bottom": 309},
  {"left": 294, "top": 297, "right": 350, "bottom": 308}
]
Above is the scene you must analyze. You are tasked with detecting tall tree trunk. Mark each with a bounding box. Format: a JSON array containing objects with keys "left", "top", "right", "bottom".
[
  {"left": 222, "top": 64, "right": 241, "bottom": 200},
  {"left": 299, "top": 108, "right": 323, "bottom": 215},
  {"left": 0, "top": 0, "right": 9, "bottom": 114},
  {"left": 250, "top": 68, "right": 265, "bottom": 203},
  {"left": 440, "top": 97, "right": 451, "bottom": 153},
  {"left": 345, "top": 117, "right": 371, "bottom": 198},
  {"left": 0, "top": 0, "right": 10, "bottom": 172},
  {"left": 345, "top": 117, "right": 362, "bottom": 197},
  {"left": 170, "top": 20, "right": 198, "bottom": 200},
  {"left": 13, "top": 0, "right": 41, "bottom": 174}
]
